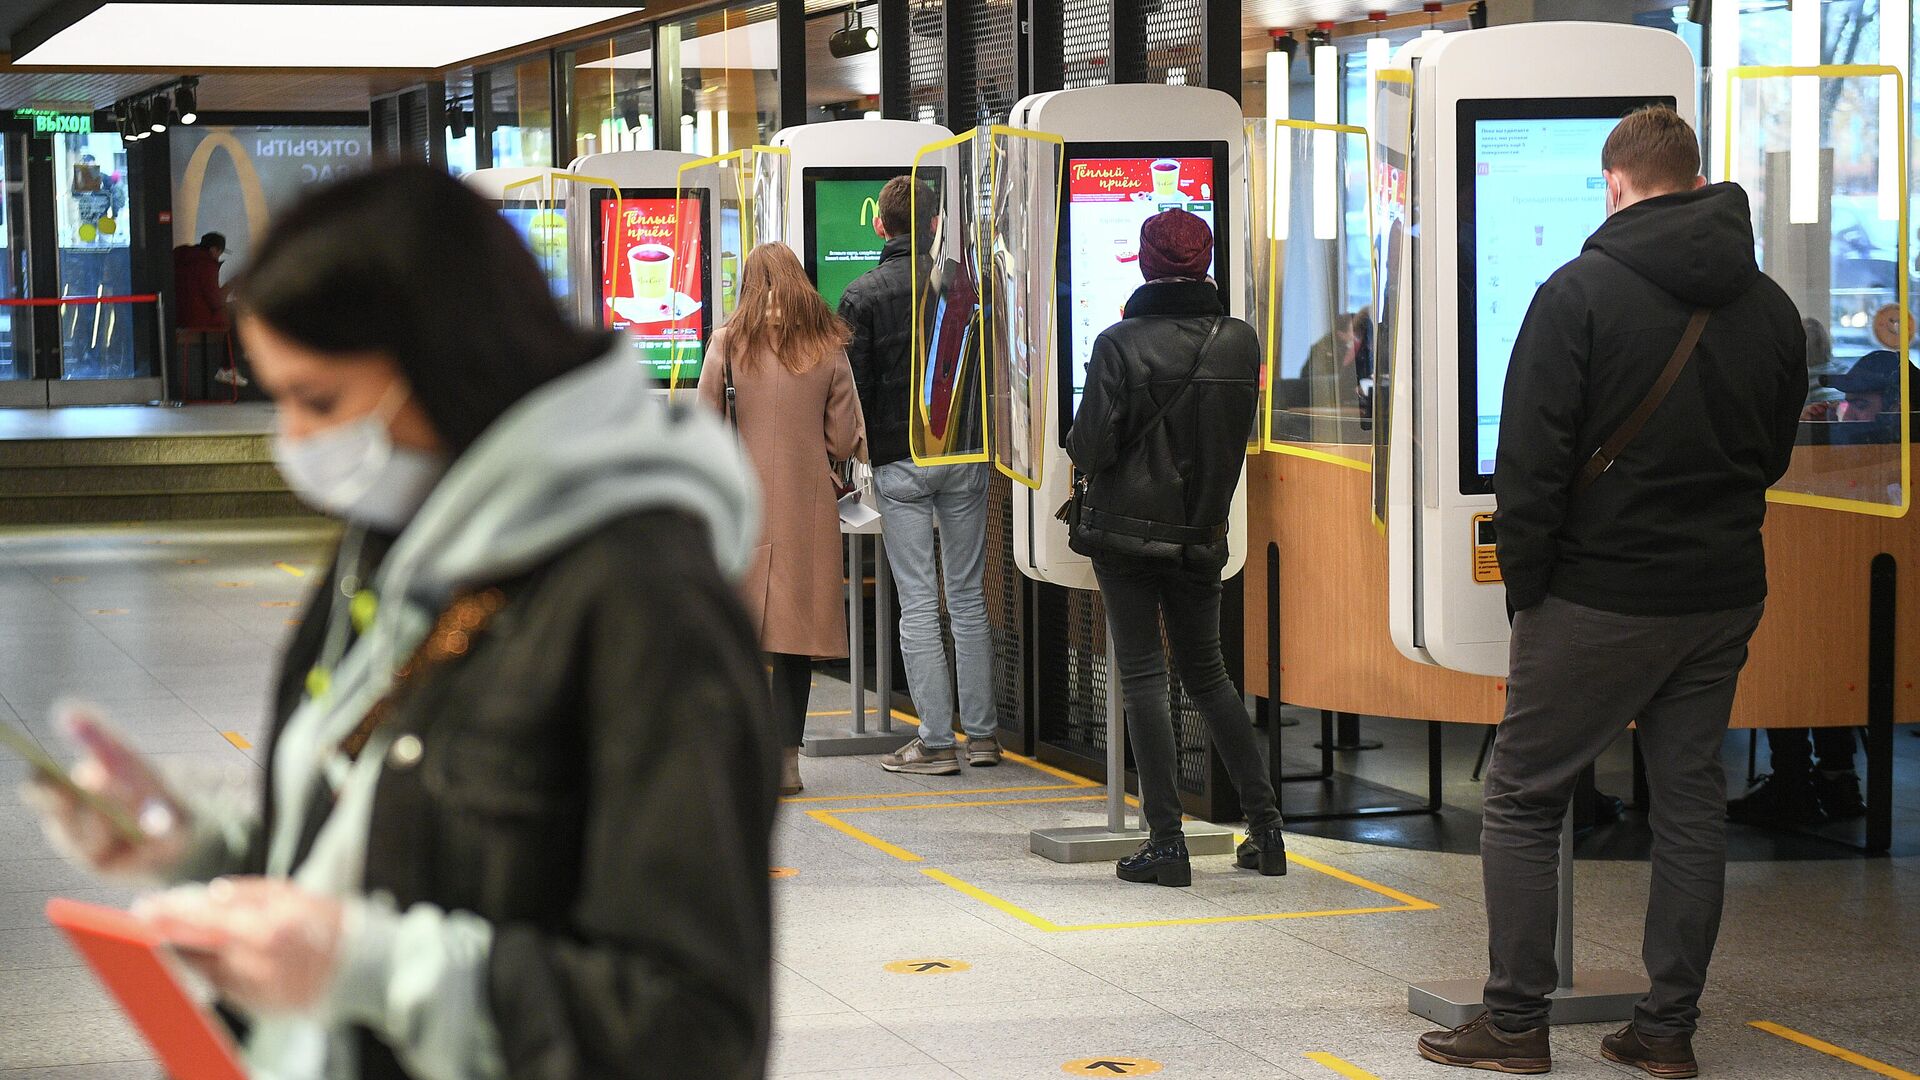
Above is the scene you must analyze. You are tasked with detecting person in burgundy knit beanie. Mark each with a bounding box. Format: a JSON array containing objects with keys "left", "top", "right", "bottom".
[{"left": 1138, "top": 208, "right": 1214, "bottom": 282}]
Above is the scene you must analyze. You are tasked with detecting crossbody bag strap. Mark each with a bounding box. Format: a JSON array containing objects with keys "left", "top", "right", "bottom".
[
  {"left": 723, "top": 343, "right": 738, "bottom": 427},
  {"left": 1114, "top": 316, "right": 1224, "bottom": 460},
  {"left": 1573, "top": 307, "right": 1710, "bottom": 494}
]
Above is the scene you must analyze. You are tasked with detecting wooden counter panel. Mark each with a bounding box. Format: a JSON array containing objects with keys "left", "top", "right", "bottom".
[{"left": 1243, "top": 449, "right": 1915, "bottom": 728}]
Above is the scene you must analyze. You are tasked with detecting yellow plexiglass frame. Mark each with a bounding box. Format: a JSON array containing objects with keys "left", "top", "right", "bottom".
[
  {"left": 670, "top": 145, "right": 790, "bottom": 400},
  {"left": 1724, "top": 64, "right": 1911, "bottom": 519}
]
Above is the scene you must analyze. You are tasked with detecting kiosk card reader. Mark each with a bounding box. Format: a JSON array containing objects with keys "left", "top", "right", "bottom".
[
  {"left": 1382, "top": 23, "right": 1697, "bottom": 678},
  {"left": 1007, "top": 84, "right": 1253, "bottom": 593}
]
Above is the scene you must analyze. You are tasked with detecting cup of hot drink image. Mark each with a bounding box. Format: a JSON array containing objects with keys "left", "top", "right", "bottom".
[
  {"left": 629, "top": 243, "right": 675, "bottom": 314},
  {"left": 1151, "top": 159, "right": 1181, "bottom": 198}
]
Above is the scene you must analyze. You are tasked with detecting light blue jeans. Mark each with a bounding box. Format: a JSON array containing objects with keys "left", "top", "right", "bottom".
[{"left": 871, "top": 460, "right": 999, "bottom": 749}]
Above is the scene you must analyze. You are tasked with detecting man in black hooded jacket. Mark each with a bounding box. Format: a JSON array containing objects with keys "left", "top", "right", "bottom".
[{"left": 1419, "top": 107, "right": 1804, "bottom": 1078}]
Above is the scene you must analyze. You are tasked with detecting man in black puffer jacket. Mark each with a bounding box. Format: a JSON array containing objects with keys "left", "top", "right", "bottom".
[
  {"left": 844, "top": 177, "right": 1004, "bottom": 777},
  {"left": 1065, "top": 208, "right": 1285, "bottom": 889},
  {"left": 1419, "top": 107, "right": 1805, "bottom": 1079}
]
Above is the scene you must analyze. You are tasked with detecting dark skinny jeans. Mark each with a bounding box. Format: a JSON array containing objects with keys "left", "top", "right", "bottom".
[{"left": 1092, "top": 552, "right": 1282, "bottom": 844}]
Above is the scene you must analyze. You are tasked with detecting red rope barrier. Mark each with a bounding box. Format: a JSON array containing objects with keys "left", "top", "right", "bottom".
[{"left": 0, "top": 294, "right": 160, "bottom": 307}]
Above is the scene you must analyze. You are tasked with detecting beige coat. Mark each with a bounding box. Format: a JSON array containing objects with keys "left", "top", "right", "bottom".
[{"left": 699, "top": 326, "right": 866, "bottom": 658}]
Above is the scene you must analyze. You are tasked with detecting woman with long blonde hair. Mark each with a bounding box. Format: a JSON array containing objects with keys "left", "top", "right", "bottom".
[{"left": 700, "top": 242, "right": 867, "bottom": 795}]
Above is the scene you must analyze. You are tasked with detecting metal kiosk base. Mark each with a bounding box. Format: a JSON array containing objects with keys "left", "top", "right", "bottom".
[
  {"left": 803, "top": 527, "right": 906, "bottom": 758},
  {"left": 1030, "top": 635, "right": 1237, "bottom": 863},
  {"left": 1408, "top": 814, "right": 1646, "bottom": 1028}
]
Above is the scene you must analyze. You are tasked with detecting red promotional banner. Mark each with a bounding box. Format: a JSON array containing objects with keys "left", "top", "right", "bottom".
[
  {"left": 599, "top": 196, "right": 705, "bottom": 338},
  {"left": 1066, "top": 157, "right": 1215, "bottom": 203}
]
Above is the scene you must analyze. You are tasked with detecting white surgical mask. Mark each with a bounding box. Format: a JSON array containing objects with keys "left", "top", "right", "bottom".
[{"left": 273, "top": 382, "right": 446, "bottom": 532}]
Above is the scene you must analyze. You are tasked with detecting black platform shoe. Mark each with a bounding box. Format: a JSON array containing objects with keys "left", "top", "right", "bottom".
[
  {"left": 1235, "top": 826, "right": 1289, "bottom": 876},
  {"left": 1116, "top": 837, "right": 1191, "bottom": 887}
]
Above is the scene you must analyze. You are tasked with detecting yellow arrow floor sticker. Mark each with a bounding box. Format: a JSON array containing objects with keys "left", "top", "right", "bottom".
[
  {"left": 1061, "top": 1058, "right": 1163, "bottom": 1076},
  {"left": 882, "top": 959, "right": 970, "bottom": 975}
]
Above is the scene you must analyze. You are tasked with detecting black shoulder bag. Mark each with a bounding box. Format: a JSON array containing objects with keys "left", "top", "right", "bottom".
[
  {"left": 1056, "top": 316, "right": 1224, "bottom": 537},
  {"left": 1571, "top": 307, "right": 1710, "bottom": 494}
]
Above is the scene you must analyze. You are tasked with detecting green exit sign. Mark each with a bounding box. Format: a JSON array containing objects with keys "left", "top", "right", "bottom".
[{"left": 15, "top": 109, "right": 92, "bottom": 134}]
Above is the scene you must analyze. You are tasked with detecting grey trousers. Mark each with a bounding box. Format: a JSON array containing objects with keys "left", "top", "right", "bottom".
[{"left": 1482, "top": 595, "right": 1763, "bottom": 1036}]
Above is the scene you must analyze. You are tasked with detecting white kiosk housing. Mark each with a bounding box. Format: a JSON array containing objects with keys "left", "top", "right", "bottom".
[
  {"left": 1385, "top": 22, "right": 1699, "bottom": 1029},
  {"left": 764, "top": 119, "right": 952, "bottom": 756},
  {"left": 1006, "top": 84, "right": 1252, "bottom": 593},
  {"left": 1382, "top": 24, "right": 1697, "bottom": 678}
]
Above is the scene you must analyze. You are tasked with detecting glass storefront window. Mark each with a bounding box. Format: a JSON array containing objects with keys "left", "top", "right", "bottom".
[
  {"left": 52, "top": 132, "right": 138, "bottom": 380},
  {"left": 487, "top": 56, "right": 555, "bottom": 168},
  {"left": 567, "top": 30, "right": 657, "bottom": 162},
  {"left": 658, "top": 4, "right": 779, "bottom": 157},
  {"left": 1, "top": 136, "right": 22, "bottom": 381}
]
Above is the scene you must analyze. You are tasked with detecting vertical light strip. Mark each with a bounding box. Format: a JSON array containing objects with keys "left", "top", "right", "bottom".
[
  {"left": 1314, "top": 43, "right": 1339, "bottom": 240},
  {"left": 1366, "top": 35, "right": 1389, "bottom": 132},
  {"left": 1789, "top": 0, "right": 1821, "bottom": 224},
  {"left": 1880, "top": 0, "right": 1909, "bottom": 221},
  {"left": 1268, "top": 45, "right": 1291, "bottom": 241},
  {"left": 1709, "top": 0, "right": 1741, "bottom": 183}
]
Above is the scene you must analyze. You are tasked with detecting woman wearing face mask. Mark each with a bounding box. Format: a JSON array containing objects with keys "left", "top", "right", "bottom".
[
  {"left": 19, "top": 167, "right": 778, "bottom": 1079},
  {"left": 697, "top": 242, "right": 865, "bottom": 796}
]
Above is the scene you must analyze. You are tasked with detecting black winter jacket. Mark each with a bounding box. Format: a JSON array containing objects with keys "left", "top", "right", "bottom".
[
  {"left": 254, "top": 511, "right": 777, "bottom": 1080},
  {"left": 1493, "top": 182, "right": 1806, "bottom": 615},
  {"left": 1065, "top": 279, "right": 1260, "bottom": 569},
  {"left": 839, "top": 235, "right": 918, "bottom": 467}
]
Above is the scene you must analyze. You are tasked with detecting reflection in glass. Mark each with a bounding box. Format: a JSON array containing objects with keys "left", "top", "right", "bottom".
[
  {"left": 0, "top": 135, "right": 22, "bottom": 381},
  {"left": 659, "top": 4, "right": 779, "bottom": 158},
  {"left": 488, "top": 57, "right": 554, "bottom": 168},
  {"left": 568, "top": 30, "right": 656, "bottom": 162}
]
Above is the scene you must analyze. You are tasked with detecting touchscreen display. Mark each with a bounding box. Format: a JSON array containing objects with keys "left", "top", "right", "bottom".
[
  {"left": 499, "top": 205, "right": 570, "bottom": 303},
  {"left": 593, "top": 190, "right": 711, "bottom": 381},
  {"left": 802, "top": 169, "right": 902, "bottom": 311},
  {"left": 1455, "top": 98, "right": 1673, "bottom": 494},
  {"left": 1057, "top": 144, "right": 1229, "bottom": 441}
]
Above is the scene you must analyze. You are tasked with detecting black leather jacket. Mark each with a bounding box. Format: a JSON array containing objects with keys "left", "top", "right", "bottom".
[
  {"left": 255, "top": 512, "right": 777, "bottom": 1080},
  {"left": 838, "top": 235, "right": 917, "bottom": 467},
  {"left": 1065, "top": 279, "right": 1260, "bottom": 569}
]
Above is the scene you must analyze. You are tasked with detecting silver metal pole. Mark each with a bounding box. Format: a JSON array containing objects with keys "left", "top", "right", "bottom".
[
  {"left": 849, "top": 534, "right": 866, "bottom": 735},
  {"left": 1105, "top": 626, "right": 1126, "bottom": 834},
  {"left": 876, "top": 537, "right": 893, "bottom": 735},
  {"left": 1557, "top": 810, "right": 1575, "bottom": 991},
  {"left": 155, "top": 294, "right": 175, "bottom": 405}
]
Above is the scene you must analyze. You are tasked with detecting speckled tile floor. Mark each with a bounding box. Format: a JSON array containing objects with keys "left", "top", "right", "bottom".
[{"left": 0, "top": 521, "right": 1915, "bottom": 1079}]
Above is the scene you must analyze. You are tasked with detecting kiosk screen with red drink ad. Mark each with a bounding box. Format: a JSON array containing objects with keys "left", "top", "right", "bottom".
[
  {"left": 594, "top": 190, "right": 711, "bottom": 380},
  {"left": 1058, "top": 147, "right": 1225, "bottom": 437}
]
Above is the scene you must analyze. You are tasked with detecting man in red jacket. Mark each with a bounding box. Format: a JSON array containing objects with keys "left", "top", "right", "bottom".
[{"left": 172, "top": 232, "right": 248, "bottom": 389}]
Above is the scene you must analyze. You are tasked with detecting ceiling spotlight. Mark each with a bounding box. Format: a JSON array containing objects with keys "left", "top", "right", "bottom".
[
  {"left": 150, "top": 93, "right": 170, "bottom": 133},
  {"left": 829, "top": 5, "right": 878, "bottom": 58},
  {"left": 176, "top": 78, "right": 198, "bottom": 125},
  {"left": 448, "top": 100, "right": 469, "bottom": 137},
  {"left": 129, "top": 98, "right": 151, "bottom": 139}
]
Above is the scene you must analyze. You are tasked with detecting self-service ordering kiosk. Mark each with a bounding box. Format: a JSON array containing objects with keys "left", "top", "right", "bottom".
[
  {"left": 1381, "top": 23, "right": 1698, "bottom": 678},
  {"left": 1007, "top": 84, "right": 1254, "bottom": 593}
]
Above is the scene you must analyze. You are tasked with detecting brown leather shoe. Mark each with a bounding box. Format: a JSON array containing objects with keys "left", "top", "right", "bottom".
[
  {"left": 1601, "top": 1024, "right": 1698, "bottom": 1078},
  {"left": 1417, "top": 1013, "right": 1552, "bottom": 1074}
]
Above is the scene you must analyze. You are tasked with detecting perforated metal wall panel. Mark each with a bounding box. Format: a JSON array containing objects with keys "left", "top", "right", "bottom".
[
  {"left": 982, "top": 474, "right": 1027, "bottom": 741},
  {"left": 1144, "top": 0, "right": 1206, "bottom": 85},
  {"left": 1060, "top": 0, "right": 1112, "bottom": 89},
  {"left": 907, "top": 0, "right": 947, "bottom": 125},
  {"left": 954, "top": 0, "right": 1018, "bottom": 126}
]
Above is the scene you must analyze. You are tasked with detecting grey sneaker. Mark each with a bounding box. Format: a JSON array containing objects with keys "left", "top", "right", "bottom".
[
  {"left": 965, "top": 735, "right": 1002, "bottom": 767},
  {"left": 879, "top": 738, "right": 960, "bottom": 775}
]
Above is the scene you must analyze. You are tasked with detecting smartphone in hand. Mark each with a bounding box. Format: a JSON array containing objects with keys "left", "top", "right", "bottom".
[{"left": 1, "top": 724, "right": 145, "bottom": 844}]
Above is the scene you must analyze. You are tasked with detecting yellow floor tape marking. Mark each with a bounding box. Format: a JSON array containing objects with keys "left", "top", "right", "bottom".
[
  {"left": 826, "top": 794, "right": 1106, "bottom": 816},
  {"left": 805, "top": 810, "right": 924, "bottom": 863},
  {"left": 1289, "top": 853, "right": 1441, "bottom": 911},
  {"left": 1304, "top": 1052, "right": 1384, "bottom": 1079},
  {"left": 783, "top": 782, "right": 1088, "bottom": 804},
  {"left": 274, "top": 561, "right": 306, "bottom": 578},
  {"left": 1751, "top": 1021, "right": 1920, "bottom": 1080},
  {"left": 998, "top": 749, "right": 1105, "bottom": 787},
  {"left": 805, "top": 708, "right": 919, "bottom": 723},
  {"left": 222, "top": 731, "right": 252, "bottom": 750}
]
